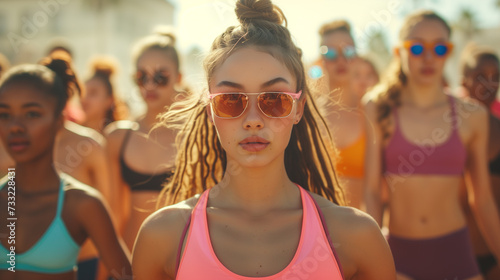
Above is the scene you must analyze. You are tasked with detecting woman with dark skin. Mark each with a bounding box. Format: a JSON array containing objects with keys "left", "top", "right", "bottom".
[
  {"left": 460, "top": 44, "right": 500, "bottom": 280},
  {"left": 0, "top": 59, "right": 131, "bottom": 280}
]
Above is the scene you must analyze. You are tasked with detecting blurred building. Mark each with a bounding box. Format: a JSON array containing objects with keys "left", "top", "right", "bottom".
[{"left": 0, "top": 0, "right": 175, "bottom": 116}]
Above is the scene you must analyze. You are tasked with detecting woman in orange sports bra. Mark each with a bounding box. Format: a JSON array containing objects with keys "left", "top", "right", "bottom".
[
  {"left": 132, "top": 1, "right": 395, "bottom": 279},
  {"left": 313, "top": 20, "right": 368, "bottom": 209}
]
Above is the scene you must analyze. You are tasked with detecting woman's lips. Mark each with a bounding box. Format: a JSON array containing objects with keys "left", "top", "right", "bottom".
[
  {"left": 8, "top": 139, "right": 29, "bottom": 152},
  {"left": 144, "top": 91, "right": 159, "bottom": 100},
  {"left": 239, "top": 136, "right": 270, "bottom": 152},
  {"left": 420, "top": 67, "right": 435, "bottom": 75}
]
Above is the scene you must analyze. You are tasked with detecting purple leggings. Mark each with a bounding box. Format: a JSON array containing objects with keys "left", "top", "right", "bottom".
[{"left": 388, "top": 227, "right": 480, "bottom": 280}]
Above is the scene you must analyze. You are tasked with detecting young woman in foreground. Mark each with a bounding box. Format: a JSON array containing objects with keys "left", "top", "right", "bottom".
[
  {"left": 132, "top": 0, "right": 395, "bottom": 279},
  {"left": 363, "top": 10, "right": 500, "bottom": 279}
]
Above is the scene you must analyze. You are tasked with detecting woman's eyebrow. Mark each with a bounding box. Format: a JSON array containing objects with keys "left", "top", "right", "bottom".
[
  {"left": 215, "top": 77, "right": 290, "bottom": 90},
  {"left": 261, "top": 77, "right": 290, "bottom": 88},
  {"left": 215, "top": 80, "right": 244, "bottom": 89}
]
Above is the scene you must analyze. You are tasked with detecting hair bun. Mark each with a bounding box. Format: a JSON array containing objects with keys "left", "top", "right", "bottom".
[
  {"left": 89, "top": 55, "right": 117, "bottom": 79},
  {"left": 39, "top": 55, "right": 81, "bottom": 98},
  {"left": 153, "top": 25, "right": 177, "bottom": 45},
  {"left": 235, "top": 0, "right": 285, "bottom": 26}
]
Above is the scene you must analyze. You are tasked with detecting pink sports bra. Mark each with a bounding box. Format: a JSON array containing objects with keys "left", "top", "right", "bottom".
[
  {"left": 384, "top": 95, "right": 467, "bottom": 176},
  {"left": 176, "top": 185, "right": 344, "bottom": 279}
]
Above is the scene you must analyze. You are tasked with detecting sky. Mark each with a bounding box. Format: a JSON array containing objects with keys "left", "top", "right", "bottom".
[{"left": 171, "top": 0, "right": 500, "bottom": 63}]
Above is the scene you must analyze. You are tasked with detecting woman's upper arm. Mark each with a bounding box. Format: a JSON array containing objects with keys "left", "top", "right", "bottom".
[
  {"left": 132, "top": 208, "right": 187, "bottom": 280},
  {"left": 345, "top": 212, "right": 396, "bottom": 279},
  {"left": 363, "top": 100, "right": 383, "bottom": 191},
  {"left": 75, "top": 190, "right": 132, "bottom": 279},
  {"left": 362, "top": 99, "right": 385, "bottom": 224},
  {"left": 464, "top": 103, "right": 490, "bottom": 198},
  {"left": 355, "top": 218, "right": 396, "bottom": 279},
  {"left": 104, "top": 125, "right": 130, "bottom": 231}
]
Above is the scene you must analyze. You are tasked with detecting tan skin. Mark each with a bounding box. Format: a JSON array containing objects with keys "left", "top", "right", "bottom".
[
  {"left": 460, "top": 57, "right": 500, "bottom": 279},
  {"left": 363, "top": 19, "right": 500, "bottom": 280},
  {"left": 54, "top": 121, "right": 117, "bottom": 266},
  {"left": 321, "top": 31, "right": 366, "bottom": 209},
  {"left": 0, "top": 142, "right": 14, "bottom": 177},
  {"left": 0, "top": 83, "right": 131, "bottom": 280},
  {"left": 0, "top": 110, "right": 117, "bottom": 267},
  {"left": 133, "top": 47, "right": 396, "bottom": 280},
  {"left": 106, "top": 49, "right": 179, "bottom": 251},
  {"left": 82, "top": 77, "right": 114, "bottom": 133}
]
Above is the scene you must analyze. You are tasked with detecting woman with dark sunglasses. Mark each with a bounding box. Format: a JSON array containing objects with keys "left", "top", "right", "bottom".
[
  {"left": 363, "top": 10, "right": 500, "bottom": 279},
  {"left": 105, "top": 27, "right": 184, "bottom": 253},
  {"left": 314, "top": 20, "right": 367, "bottom": 210},
  {"left": 132, "top": 0, "right": 395, "bottom": 279},
  {"left": 459, "top": 43, "right": 500, "bottom": 280}
]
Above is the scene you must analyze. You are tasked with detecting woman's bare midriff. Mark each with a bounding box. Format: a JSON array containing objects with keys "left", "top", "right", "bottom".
[{"left": 386, "top": 174, "right": 466, "bottom": 238}]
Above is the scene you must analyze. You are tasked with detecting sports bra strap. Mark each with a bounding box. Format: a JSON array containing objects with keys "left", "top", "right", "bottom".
[
  {"left": 55, "top": 180, "right": 65, "bottom": 217},
  {"left": 305, "top": 191, "right": 345, "bottom": 279}
]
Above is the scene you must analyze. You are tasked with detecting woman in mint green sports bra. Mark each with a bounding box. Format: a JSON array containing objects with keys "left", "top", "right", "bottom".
[
  {"left": 363, "top": 10, "right": 500, "bottom": 280},
  {"left": 0, "top": 56, "right": 131, "bottom": 280},
  {"left": 132, "top": 0, "right": 396, "bottom": 279}
]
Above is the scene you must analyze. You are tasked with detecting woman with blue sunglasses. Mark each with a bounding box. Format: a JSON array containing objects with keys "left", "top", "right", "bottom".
[
  {"left": 364, "top": 10, "right": 500, "bottom": 280},
  {"left": 315, "top": 20, "right": 368, "bottom": 210}
]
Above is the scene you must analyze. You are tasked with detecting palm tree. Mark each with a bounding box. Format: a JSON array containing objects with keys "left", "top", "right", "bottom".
[{"left": 454, "top": 8, "right": 480, "bottom": 40}]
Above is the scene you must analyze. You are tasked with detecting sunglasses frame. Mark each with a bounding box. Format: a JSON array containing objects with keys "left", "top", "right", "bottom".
[
  {"left": 134, "top": 70, "right": 170, "bottom": 87},
  {"left": 208, "top": 91, "right": 302, "bottom": 119},
  {"left": 402, "top": 40, "right": 454, "bottom": 57},
  {"left": 320, "top": 45, "right": 357, "bottom": 60}
]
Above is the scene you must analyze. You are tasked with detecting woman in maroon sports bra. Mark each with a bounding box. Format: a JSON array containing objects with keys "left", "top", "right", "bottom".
[
  {"left": 363, "top": 10, "right": 500, "bottom": 280},
  {"left": 132, "top": 0, "right": 395, "bottom": 279}
]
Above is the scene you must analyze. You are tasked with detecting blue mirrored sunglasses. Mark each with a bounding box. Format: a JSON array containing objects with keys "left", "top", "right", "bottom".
[{"left": 320, "top": 45, "right": 357, "bottom": 60}]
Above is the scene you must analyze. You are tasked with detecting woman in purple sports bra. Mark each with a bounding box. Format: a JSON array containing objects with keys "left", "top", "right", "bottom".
[
  {"left": 363, "top": 10, "right": 500, "bottom": 280},
  {"left": 132, "top": 0, "right": 395, "bottom": 279}
]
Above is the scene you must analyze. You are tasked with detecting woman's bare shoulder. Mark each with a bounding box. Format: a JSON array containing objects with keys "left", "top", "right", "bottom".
[
  {"left": 309, "top": 192, "right": 379, "bottom": 233},
  {"left": 140, "top": 195, "right": 201, "bottom": 237}
]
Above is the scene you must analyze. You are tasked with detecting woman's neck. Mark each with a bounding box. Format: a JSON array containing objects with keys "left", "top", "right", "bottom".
[
  {"left": 404, "top": 80, "right": 446, "bottom": 108},
  {"left": 84, "top": 117, "right": 105, "bottom": 133},
  {"left": 213, "top": 156, "right": 300, "bottom": 215},
  {"left": 14, "top": 154, "right": 60, "bottom": 193}
]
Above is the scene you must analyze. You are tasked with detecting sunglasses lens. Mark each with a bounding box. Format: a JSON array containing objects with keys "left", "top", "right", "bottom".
[
  {"left": 434, "top": 44, "right": 448, "bottom": 56},
  {"left": 321, "top": 46, "right": 338, "bottom": 60},
  {"left": 154, "top": 73, "right": 169, "bottom": 86},
  {"left": 212, "top": 93, "right": 247, "bottom": 118},
  {"left": 258, "top": 93, "right": 294, "bottom": 118},
  {"left": 134, "top": 72, "right": 146, "bottom": 86},
  {"left": 343, "top": 46, "right": 356, "bottom": 59},
  {"left": 409, "top": 44, "right": 424, "bottom": 55}
]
